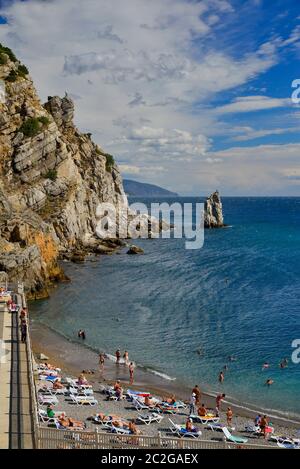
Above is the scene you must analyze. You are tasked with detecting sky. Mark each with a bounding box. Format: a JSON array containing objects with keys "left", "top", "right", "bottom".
[{"left": 0, "top": 0, "right": 300, "bottom": 195}]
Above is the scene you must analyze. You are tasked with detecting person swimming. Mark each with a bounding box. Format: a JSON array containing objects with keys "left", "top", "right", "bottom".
[{"left": 265, "top": 378, "right": 274, "bottom": 387}]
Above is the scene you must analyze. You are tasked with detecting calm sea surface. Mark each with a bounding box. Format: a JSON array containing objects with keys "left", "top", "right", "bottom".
[{"left": 30, "top": 197, "right": 300, "bottom": 418}]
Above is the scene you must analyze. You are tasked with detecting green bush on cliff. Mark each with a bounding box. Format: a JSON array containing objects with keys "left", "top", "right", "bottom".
[
  {"left": 19, "top": 116, "right": 50, "bottom": 137},
  {"left": 38, "top": 116, "right": 50, "bottom": 126},
  {"left": 19, "top": 118, "right": 41, "bottom": 137},
  {"left": 0, "top": 52, "right": 8, "bottom": 65},
  {"left": 5, "top": 64, "right": 29, "bottom": 82},
  {"left": 105, "top": 153, "right": 115, "bottom": 172},
  {"left": 0, "top": 43, "right": 17, "bottom": 62},
  {"left": 44, "top": 169, "right": 57, "bottom": 181},
  {"left": 17, "top": 64, "right": 29, "bottom": 78}
]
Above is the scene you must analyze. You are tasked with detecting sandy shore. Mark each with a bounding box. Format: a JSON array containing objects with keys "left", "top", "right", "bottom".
[{"left": 31, "top": 320, "right": 300, "bottom": 444}]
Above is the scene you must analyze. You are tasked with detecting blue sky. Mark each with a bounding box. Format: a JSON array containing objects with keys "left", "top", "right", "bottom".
[{"left": 1, "top": 0, "right": 300, "bottom": 195}]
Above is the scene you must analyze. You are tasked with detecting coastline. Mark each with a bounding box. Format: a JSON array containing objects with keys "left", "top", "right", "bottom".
[{"left": 30, "top": 320, "right": 300, "bottom": 430}]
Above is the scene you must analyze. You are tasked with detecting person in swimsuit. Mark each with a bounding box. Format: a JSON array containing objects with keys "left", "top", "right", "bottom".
[
  {"left": 226, "top": 407, "right": 233, "bottom": 427},
  {"left": 216, "top": 393, "right": 226, "bottom": 415},
  {"left": 265, "top": 378, "right": 274, "bottom": 387},
  {"left": 123, "top": 351, "right": 129, "bottom": 366},
  {"left": 115, "top": 349, "right": 121, "bottom": 365},
  {"left": 192, "top": 385, "right": 201, "bottom": 405},
  {"left": 219, "top": 371, "right": 224, "bottom": 383},
  {"left": 198, "top": 404, "right": 207, "bottom": 417},
  {"left": 260, "top": 415, "right": 268, "bottom": 439},
  {"left": 129, "top": 362, "right": 134, "bottom": 384}
]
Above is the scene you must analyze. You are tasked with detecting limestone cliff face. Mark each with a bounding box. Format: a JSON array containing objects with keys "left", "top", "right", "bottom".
[
  {"left": 0, "top": 47, "right": 126, "bottom": 297},
  {"left": 204, "top": 191, "right": 225, "bottom": 228}
]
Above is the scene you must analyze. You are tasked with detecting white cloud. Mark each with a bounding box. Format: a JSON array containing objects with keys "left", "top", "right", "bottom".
[
  {"left": 0, "top": 0, "right": 299, "bottom": 194},
  {"left": 215, "top": 96, "right": 291, "bottom": 114}
]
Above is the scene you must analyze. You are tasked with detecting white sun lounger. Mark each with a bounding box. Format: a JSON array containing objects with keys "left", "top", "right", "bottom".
[
  {"left": 38, "top": 409, "right": 60, "bottom": 424},
  {"left": 222, "top": 427, "right": 248, "bottom": 444},
  {"left": 68, "top": 394, "right": 98, "bottom": 406},
  {"left": 169, "top": 419, "right": 202, "bottom": 438},
  {"left": 137, "top": 413, "right": 164, "bottom": 425},
  {"left": 132, "top": 398, "right": 150, "bottom": 411},
  {"left": 38, "top": 394, "right": 59, "bottom": 406},
  {"left": 190, "top": 414, "right": 220, "bottom": 424},
  {"left": 111, "top": 425, "right": 131, "bottom": 435}
]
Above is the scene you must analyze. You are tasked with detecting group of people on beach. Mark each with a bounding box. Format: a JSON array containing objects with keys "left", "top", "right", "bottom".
[{"left": 115, "top": 349, "right": 135, "bottom": 384}]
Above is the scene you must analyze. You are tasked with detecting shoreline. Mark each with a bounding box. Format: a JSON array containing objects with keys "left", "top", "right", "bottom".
[{"left": 30, "top": 320, "right": 300, "bottom": 430}]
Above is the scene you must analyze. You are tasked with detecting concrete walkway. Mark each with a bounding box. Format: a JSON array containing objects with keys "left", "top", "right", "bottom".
[{"left": 0, "top": 297, "right": 35, "bottom": 449}]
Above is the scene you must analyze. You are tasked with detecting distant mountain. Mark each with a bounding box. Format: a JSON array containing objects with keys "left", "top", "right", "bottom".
[{"left": 124, "top": 179, "right": 178, "bottom": 197}]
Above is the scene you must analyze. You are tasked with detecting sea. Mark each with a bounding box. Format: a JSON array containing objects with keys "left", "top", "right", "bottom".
[{"left": 30, "top": 197, "right": 300, "bottom": 419}]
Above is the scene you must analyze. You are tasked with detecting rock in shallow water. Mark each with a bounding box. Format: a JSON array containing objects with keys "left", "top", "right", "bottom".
[
  {"left": 204, "top": 190, "right": 225, "bottom": 228},
  {"left": 127, "top": 245, "right": 144, "bottom": 255}
]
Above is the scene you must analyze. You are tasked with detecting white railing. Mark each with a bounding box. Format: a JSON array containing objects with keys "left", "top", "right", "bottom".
[{"left": 37, "top": 427, "right": 278, "bottom": 450}]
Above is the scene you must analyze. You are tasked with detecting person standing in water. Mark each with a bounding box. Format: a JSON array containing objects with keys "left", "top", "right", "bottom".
[
  {"left": 99, "top": 352, "right": 105, "bottom": 372},
  {"left": 129, "top": 362, "right": 134, "bottom": 384},
  {"left": 115, "top": 349, "right": 121, "bottom": 365},
  {"left": 219, "top": 371, "right": 224, "bottom": 384},
  {"left": 123, "top": 351, "right": 129, "bottom": 366}
]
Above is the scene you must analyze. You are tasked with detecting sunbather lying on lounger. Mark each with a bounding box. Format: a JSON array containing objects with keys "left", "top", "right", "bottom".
[
  {"left": 47, "top": 405, "right": 65, "bottom": 420},
  {"left": 144, "top": 395, "right": 157, "bottom": 408},
  {"left": 58, "top": 416, "right": 85, "bottom": 429},
  {"left": 78, "top": 374, "right": 89, "bottom": 386},
  {"left": 186, "top": 418, "right": 200, "bottom": 433},
  {"left": 129, "top": 419, "right": 141, "bottom": 435},
  {"left": 94, "top": 413, "right": 120, "bottom": 423},
  {"left": 162, "top": 394, "right": 176, "bottom": 405}
]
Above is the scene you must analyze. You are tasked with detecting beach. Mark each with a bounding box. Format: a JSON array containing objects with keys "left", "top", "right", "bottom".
[{"left": 31, "top": 320, "right": 300, "bottom": 445}]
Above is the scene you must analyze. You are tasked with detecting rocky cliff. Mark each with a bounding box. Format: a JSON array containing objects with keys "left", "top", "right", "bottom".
[
  {"left": 0, "top": 45, "right": 127, "bottom": 298},
  {"left": 204, "top": 191, "right": 225, "bottom": 228}
]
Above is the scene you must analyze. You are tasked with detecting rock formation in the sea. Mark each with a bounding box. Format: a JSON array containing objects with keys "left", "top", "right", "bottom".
[
  {"left": 127, "top": 245, "right": 144, "bottom": 255},
  {"left": 204, "top": 191, "right": 225, "bottom": 228},
  {"left": 0, "top": 44, "right": 128, "bottom": 298}
]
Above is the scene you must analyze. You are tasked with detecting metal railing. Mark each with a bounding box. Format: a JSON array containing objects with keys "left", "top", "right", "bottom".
[
  {"left": 37, "top": 427, "right": 278, "bottom": 450},
  {"left": 25, "top": 307, "right": 39, "bottom": 448}
]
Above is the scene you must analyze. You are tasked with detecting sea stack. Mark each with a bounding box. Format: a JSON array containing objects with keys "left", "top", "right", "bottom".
[{"left": 204, "top": 191, "right": 225, "bottom": 228}]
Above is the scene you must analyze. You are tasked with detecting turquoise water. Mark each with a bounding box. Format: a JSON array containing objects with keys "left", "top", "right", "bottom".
[{"left": 30, "top": 197, "right": 300, "bottom": 418}]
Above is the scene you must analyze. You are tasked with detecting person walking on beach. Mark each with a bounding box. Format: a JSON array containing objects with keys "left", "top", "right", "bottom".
[
  {"left": 226, "top": 407, "right": 233, "bottom": 427},
  {"left": 99, "top": 352, "right": 105, "bottom": 372},
  {"left": 260, "top": 415, "right": 268, "bottom": 439},
  {"left": 218, "top": 371, "right": 224, "bottom": 384},
  {"left": 20, "top": 320, "right": 27, "bottom": 343},
  {"left": 192, "top": 385, "right": 201, "bottom": 405},
  {"left": 115, "top": 349, "right": 121, "bottom": 365},
  {"left": 123, "top": 350, "right": 129, "bottom": 366},
  {"left": 129, "top": 362, "right": 134, "bottom": 384},
  {"left": 216, "top": 393, "right": 226, "bottom": 414},
  {"left": 189, "top": 393, "right": 197, "bottom": 416}
]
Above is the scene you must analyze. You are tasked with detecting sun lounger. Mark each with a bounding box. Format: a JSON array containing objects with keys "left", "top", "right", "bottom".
[
  {"left": 190, "top": 414, "right": 220, "bottom": 424},
  {"left": 38, "top": 394, "right": 59, "bottom": 406},
  {"left": 132, "top": 398, "right": 150, "bottom": 411},
  {"left": 38, "top": 409, "right": 59, "bottom": 424},
  {"left": 222, "top": 427, "right": 248, "bottom": 444},
  {"left": 68, "top": 394, "right": 98, "bottom": 406},
  {"left": 207, "top": 422, "right": 226, "bottom": 432},
  {"left": 127, "top": 389, "right": 151, "bottom": 400},
  {"left": 169, "top": 419, "right": 202, "bottom": 438},
  {"left": 68, "top": 386, "right": 94, "bottom": 396},
  {"left": 137, "top": 413, "right": 164, "bottom": 425},
  {"left": 111, "top": 425, "right": 132, "bottom": 435},
  {"left": 277, "top": 439, "right": 300, "bottom": 449},
  {"left": 39, "top": 374, "right": 59, "bottom": 382},
  {"left": 157, "top": 403, "right": 179, "bottom": 414}
]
